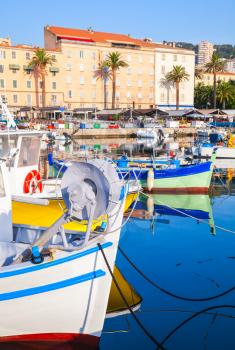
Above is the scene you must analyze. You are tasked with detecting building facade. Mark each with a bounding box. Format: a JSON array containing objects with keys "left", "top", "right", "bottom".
[
  {"left": 224, "top": 58, "right": 235, "bottom": 73},
  {"left": 197, "top": 41, "right": 214, "bottom": 66},
  {"left": 0, "top": 26, "right": 195, "bottom": 111},
  {"left": 0, "top": 38, "right": 63, "bottom": 110},
  {"left": 196, "top": 72, "right": 235, "bottom": 86}
]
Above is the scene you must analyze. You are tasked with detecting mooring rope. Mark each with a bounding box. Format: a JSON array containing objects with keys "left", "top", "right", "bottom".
[{"left": 139, "top": 191, "right": 235, "bottom": 235}]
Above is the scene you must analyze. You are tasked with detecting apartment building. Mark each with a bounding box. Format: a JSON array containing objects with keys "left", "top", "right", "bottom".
[
  {"left": 197, "top": 41, "right": 214, "bottom": 66},
  {"left": 0, "top": 26, "right": 195, "bottom": 111},
  {"left": 224, "top": 58, "right": 235, "bottom": 73},
  {"left": 196, "top": 72, "right": 235, "bottom": 85},
  {"left": 0, "top": 38, "right": 63, "bottom": 110}
]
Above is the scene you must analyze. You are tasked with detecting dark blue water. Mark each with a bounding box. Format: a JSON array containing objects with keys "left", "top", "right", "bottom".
[{"left": 100, "top": 192, "right": 235, "bottom": 350}]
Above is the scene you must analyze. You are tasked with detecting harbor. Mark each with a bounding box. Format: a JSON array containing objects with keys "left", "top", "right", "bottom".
[{"left": 0, "top": 1, "right": 235, "bottom": 348}]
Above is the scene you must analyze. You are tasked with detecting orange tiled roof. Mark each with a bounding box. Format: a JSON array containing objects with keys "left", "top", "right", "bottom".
[{"left": 47, "top": 25, "right": 162, "bottom": 48}]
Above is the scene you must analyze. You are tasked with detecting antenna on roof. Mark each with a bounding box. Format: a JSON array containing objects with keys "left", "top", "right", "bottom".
[{"left": 88, "top": 26, "right": 94, "bottom": 33}]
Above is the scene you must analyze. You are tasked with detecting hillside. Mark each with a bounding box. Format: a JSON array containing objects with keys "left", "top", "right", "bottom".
[{"left": 176, "top": 42, "right": 235, "bottom": 58}]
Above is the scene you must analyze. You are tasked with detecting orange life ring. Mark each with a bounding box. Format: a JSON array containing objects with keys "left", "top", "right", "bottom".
[{"left": 23, "top": 170, "right": 43, "bottom": 194}]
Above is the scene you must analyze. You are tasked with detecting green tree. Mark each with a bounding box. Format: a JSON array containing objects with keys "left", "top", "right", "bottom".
[
  {"left": 194, "top": 82, "right": 213, "bottom": 108},
  {"left": 29, "top": 48, "right": 56, "bottom": 108},
  {"left": 216, "top": 81, "right": 235, "bottom": 109},
  {"left": 204, "top": 53, "right": 226, "bottom": 109},
  {"left": 104, "top": 52, "right": 128, "bottom": 109},
  {"left": 165, "top": 65, "right": 190, "bottom": 110},
  {"left": 94, "top": 61, "right": 111, "bottom": 109}
]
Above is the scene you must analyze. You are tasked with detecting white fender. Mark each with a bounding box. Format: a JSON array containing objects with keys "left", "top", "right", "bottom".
[
  {"left": 147, "top": 168, "right": 154, "bottom": 191},
  {"left": 147, "top": 196, "right": 154, "bottom": 217}
]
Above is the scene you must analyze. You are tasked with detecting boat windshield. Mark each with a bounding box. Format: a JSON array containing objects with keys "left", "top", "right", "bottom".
[
  {"left": 0, "top": 167, "right": 6, "bottom": 198},
  {"left": 17, "top": 136, "right": 41, "bottom": 168}
]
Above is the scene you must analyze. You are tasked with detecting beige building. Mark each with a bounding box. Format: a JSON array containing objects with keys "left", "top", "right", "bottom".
[
  {"left": 197, "top": 41, "right": 214, "bottom": 66},
  {"left": 0, "top": 38, "right": 63, "bottom": 110},
  {"left": 0, "top": 26, "right": 195, "bottom": 111},
  {"left": 196, "top": 71, "right": 235, "bottom": 85}
]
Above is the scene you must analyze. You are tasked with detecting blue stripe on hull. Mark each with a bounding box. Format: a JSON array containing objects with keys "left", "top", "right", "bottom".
[
  {"left": 120, "top": 162, "right": 212, "bottom": 180},
  {"left": 0, "top": 242, "right": 112, "bottom": 279},
  {"left": 0, "top": 270, "right": 105, "bottom": 301}
]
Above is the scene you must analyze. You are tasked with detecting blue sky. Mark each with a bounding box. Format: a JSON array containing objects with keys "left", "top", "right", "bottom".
[{"left": 1, "top": 0, "right": 234, "bottom": 46}]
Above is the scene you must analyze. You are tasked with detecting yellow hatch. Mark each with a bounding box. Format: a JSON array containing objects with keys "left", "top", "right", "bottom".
[{"left": 12, "top": 193, "right": 137, "bottom": 232}]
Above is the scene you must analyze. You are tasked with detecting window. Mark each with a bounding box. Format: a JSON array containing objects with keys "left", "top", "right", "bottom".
[
  {"left": 116, "top": 91, "right": 120, "bottom": 99},
  {"left": 18, "top": 137, "right": 40, "bottom": 167},
  {"left": 52, "top": 54, "right": 56, "bottom": 60},
  {"left": 52, "top": 82, "right": 56, "bottom": 89},
  {"left": 66, "top": 51, "right": 72, "bottom": 58},
  {"left": 80, "top": 91, "right": 85, "bottom": 98},
  {"left": 138, "top": 104, "right": 142, "bottom": 109},
  {"left": 137, "top": 79, "right": 142, "bottom": 87},
  {"left": 127, "top": 79, "right": 131, "bottom": 86},
  {"left": 80, "top": 76, "right": 85, "bottom": 85},
  {"left": 80, "top": 64, "right": 84, "bottom": 71},
  {"left": 161, "top": 65, "right": 165, "bottom": 74},
  {"left": 66, "top": 63, "right": 72, "bottom": 71},
  {"left": 182, "top": 55, "right": 186, "bottom": 62},
  {"left": 26, "top": 80, "right": 31, "bottom": 88},
  {"left": 39, "top": 95, "right": 43, "bottom": 105},
  {"left": 91, "top": 91, "right": 96, "bottom": 99},
  {"left": 26, "top": 94, "right": 32, "bottom": 106},
  {"left": 137, "top": 92, "right": 142, "bottom": 99},
  {"left": 127, "top": 67, "right": 132, "bottom": 75},
  {"left": 68, "top": 90, "right": 72, "bottom": 98},
  {"left": 149, "top": 93, "right": 154, "bottom": 99},
  {"left": 0, "top": 65, "right": 3, "bottom": 73},
  {"left": 92, "top": 64, "right": 96, "bottom": 71},
  {"left": 13, "top": 80, "right": 17, "bottom": 88},
  {"left": 160, "top": 92, "right": 165, "bottom": 102},
  {"left": 127, "top": 54, "right": 132, "bottom": 62},
  {"left": 92, "top": 78, "right": 96, "bottom": 85},
  {"left": 1, "top": 95, "right": 6, "bottom": 103},
  {"left": 39, "top": 81, "right": 43, "bottom": 89},
  {"left": 0, "top": 51, "right": 6, "bottom": 59},
  {"left": 12, "top": 51, "right": 16, "bottom": 59},
  {"left": 25, "top": 52, "right": 30, "bottom": 60},
  {"left": 92, "top": 52, "right": 96, "bottom": 59},
  {"left": 0, "top": 79, "right": 4, "bottom": 88},
  {"left": 13, "top": 94, "right": 18, "bottom": 103},
  {"left": 79, "top": 50, "right": 84, "bottom": 59},
  {"left": 51, "top": 94, "right": 57, "bottom": 105},
  {"left": 126, "top": 91, "right": 131, "bottom": 98},
  {"left": 66, "top": 76, "right": 72, "bottom": 83},
  {"left": 161, "top": 53, "right": 166, "bottom": 61},
  {"left": 173, "top": 54, "right": 177, "bottom": 62},
  {"left": 116, "top": 79, "right": 120, "bottom": 87}
]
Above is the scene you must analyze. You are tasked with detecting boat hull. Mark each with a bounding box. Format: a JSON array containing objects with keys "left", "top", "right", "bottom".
[{"left": 122, "top": 162, "right": 213, "bottom": 194}]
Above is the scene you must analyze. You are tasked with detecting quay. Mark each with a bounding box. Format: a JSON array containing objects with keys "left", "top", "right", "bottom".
[{"left": 58, "top": 127, "right": 197, "bottom": 139}]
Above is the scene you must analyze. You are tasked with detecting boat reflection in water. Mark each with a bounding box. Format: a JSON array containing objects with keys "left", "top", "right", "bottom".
[
  {"left": 127, "top": 194, "right": 215, "bottom": 235},
  {"left": 2, "top": 267, "right": 142, "bottom": 350}
]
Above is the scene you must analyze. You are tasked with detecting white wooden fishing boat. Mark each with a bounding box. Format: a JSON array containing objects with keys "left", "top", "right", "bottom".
[{"left": 0, "top": 157, "right": 127, "bottom": 348}]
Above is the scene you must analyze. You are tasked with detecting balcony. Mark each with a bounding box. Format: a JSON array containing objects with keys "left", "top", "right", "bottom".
[
  {"left": 49, "top": 67, "right": 60, "bottom": 73},
  {"left": 9, "top": 64, "right": 20, "bottom": 70}
]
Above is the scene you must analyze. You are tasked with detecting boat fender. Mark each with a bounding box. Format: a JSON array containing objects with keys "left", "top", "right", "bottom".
[
  {"left": 31, "top": 246, "right": 44, "bottom": 264},
  {"left": 147, "top": 169, "right": 154, "bottom": 192},
  {"left": 147, "top": 196, "right": 154, "bottom": 217}
]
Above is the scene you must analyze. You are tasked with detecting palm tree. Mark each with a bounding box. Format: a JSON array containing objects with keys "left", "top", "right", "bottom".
[
  {"left": 194, "top": 82, "right": 213, "bottom": 108},
  {"left": 216, "top": 81, "right": 234, "bottom": 109},
  {"left": 29, "top": 48, "right": 56, "bottom": 108},
  {"left": 195, "top": 67, "right": 204, "bottom": 80},
  {"left": 205, "top": 53, "right": 226, "bottom": 109},
  {"left": 165, "top": 65, "right": 190, "bottom": 110},
  {"left": 94, "top": 61, "right": 111, "bottom": 109},
  {"left": 104, "top": 52, "right": 128, "bottom": 109}
]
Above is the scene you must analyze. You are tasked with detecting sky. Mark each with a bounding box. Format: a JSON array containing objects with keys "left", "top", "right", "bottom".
[{"left": 1, "top": 0, "right": 234, "bottom": 46}]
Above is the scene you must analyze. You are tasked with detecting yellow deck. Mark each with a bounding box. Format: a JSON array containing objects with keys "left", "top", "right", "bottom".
[{"left": 12, "top": 193, "right": 137, "bottom": 232}]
